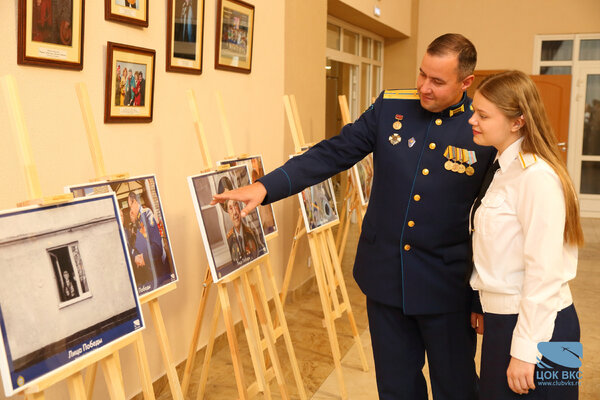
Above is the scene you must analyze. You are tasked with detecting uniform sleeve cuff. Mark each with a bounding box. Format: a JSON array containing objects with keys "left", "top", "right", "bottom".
[
  {"left": 257, "top": 168, "right": 292, "bottom": 205},
  {"left": 510, "top": 335, "right": 541, "bottom": 364}
]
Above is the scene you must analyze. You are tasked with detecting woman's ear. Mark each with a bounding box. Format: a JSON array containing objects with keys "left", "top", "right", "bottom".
[{"left": 511, "top": 115, "right": 525, "bottom": 132}]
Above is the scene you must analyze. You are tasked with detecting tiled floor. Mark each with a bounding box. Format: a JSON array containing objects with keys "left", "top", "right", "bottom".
[{"left": 152, "top": 217, "right": 600, "bottom": 399}]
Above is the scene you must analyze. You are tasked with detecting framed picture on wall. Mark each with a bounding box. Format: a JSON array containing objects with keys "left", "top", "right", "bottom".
[
  {"left": 104, "top": 42, "right": 155, "bottom": 123},
  {"left": 188, "top": 165, "right": 268, "bottom": 282},
  {"left": 166, "top": 0, "right": 205, "bottom": 74},
  {"left": 104, "top": 0, "right": 148, "bottom": 27},
  {"left": 0, "top": 194, "right": 143, "bottom": 396},
  {"left": 67, "top": 175, "right": 179, "bottom": 298},
  {"left": 215, "top": 0, "right": 254, "bottom": 74},
  {"left": 17, "top": 0, "right": 85, "bottom": 70}
]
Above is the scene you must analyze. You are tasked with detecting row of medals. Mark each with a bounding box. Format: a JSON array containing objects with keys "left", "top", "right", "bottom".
[
  {"left": 445, "top": 159, "right": 474, "bottom": 176},
  {"left": 444, "top": 145, "right": 476, "bottom": 176}
]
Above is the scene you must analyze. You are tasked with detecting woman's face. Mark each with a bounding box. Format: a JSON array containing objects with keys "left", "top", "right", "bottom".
[{"left": 469, "top": 91, "right": 522, "bottom": 154}]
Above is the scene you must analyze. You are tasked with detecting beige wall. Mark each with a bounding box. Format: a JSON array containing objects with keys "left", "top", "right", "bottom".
[
  {"left": 384, "top": 0, "right": 600, "bottom": 92},
  {"left": 382, "top": 0, "right": 420, "bottom": 89},
  {"left": 335, "top": 0, "right": 412, "bottom": 36},
  {"left": 281, "top": 0, "right": 328, "bottom": 290},
  {"left": 416, "top": 0, "right": 600, "bottom": 73},
  {"left": 0, "top": 1, "right": 285, "bottom": 398}
]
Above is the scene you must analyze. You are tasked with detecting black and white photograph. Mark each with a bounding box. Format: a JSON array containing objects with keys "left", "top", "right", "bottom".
[
  {"left": 217, "top": 155, "right": 278, "bottom": 237},
  {"left": 298, "top": 178, "right": 339, "bottom": 233},
  {"left": 67, "top": 175, "right": 178, "bottom": 297},
  {"left": 188, "top": 165, "right": 268, "bottom": 282},
  {"left": 352, "top": 153, "right": 374, "bottom": 206},
  {"left": 0, "top": 194, "right": 143, "bottom": 396}
]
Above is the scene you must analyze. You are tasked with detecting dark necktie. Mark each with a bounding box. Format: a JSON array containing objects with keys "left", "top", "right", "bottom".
[{"left": 470, "top": 160, "right": 500, "bottom": 231}]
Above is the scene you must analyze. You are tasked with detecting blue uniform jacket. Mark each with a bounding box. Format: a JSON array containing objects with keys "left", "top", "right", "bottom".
[{"left": 259, "top": 90, "right": 496, "bottom": 314}]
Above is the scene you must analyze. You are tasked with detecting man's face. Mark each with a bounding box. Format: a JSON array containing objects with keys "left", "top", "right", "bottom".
[
  {"left": 416, "top": 53, "right": 470, "bottom": 113},
  {"left": 128, "top": 198, "right": 140, "bottom": 220},
  {"left": 226, "top": 200, "right": 241, "bottom": 230}
]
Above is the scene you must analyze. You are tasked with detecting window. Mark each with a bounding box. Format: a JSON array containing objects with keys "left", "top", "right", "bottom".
[
  {"left": 48, "top": 242, "right": 91, "bottom": 308},
  {"left": 326, "top": 17, "right": 383, "bottom": 120}
]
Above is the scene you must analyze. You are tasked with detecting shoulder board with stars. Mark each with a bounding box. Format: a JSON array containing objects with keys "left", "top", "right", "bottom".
[
  {"left": 383, "top": 89, "right": 419, "bottom": 100},
  {"left": 518, "top": 152, "right": 538, "bottom": 169}
]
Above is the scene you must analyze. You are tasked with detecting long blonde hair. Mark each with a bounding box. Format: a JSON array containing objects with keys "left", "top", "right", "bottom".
[{"left": 477, "top": 70, "right": 584, "bottom": 247}]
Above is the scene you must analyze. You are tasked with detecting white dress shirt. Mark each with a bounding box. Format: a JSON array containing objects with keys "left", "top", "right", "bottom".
[{"left": 470, "top": 137, "right": 577, "bottom": 363}]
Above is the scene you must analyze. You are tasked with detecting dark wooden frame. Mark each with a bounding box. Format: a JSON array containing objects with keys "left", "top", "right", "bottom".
[
  {"left": 104, "top": 0, "right": 149, "bottom": 27},
  {"left": 214, "top": 0, "right": 255, "bottom": 74},
  {"left": 17, "top": 0, "right": 85, "bottom": 70},
  {"left": 104, "top": 42, "right": 156, "bottom": 123},
  {"left": 166, "top": 0, "right": 205, "bottom": 74}
]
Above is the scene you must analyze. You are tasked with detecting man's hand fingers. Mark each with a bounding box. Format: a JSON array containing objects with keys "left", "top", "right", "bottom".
[{"left": 240, "top": 200, "right": 260, "bottom": 218}]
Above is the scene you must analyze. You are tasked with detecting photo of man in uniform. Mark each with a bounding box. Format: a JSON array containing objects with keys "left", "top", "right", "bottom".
[{"left": 127, "top": 192, "right": 168, "bottom": 288}]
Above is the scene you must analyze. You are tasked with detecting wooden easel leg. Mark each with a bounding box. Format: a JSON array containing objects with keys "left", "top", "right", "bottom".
[
  {"left": 257, "top": 261, "right": 307, "bottom": 400},
  {"left": 326, "top": 229, "right": 369, "bottom": 372},
  {"left": 84, "top": 363, "right": 97, "bottom": 399},
  {"left": 25, "top": 392, "right": 45, "bottom": 400},
  {"left": 217, "top": 283, "right": 249, "bottom": 400},
  {"left": 307, "top": 235, "right": 348, "bottom": 400},
  {"left": 196, "top": 297, "right": 221, "bottom": 400},
  {"left": 248, "top": 281, "right": 289, "bottom": 400},
  {"left": 318, "top": 232, "right": 342, "bottom": 318},
  {"left": 133, "top": 334, "right": 156, "bottom": 400},
  {"left": 182, "top": 269, "right": 213, "bottom": 396},
  {"left": 100, "top": 353, "right": 127, "bottom": 400},
  {"left": 337, "top": 195, "right": 355, "bottom": 262},
  {"left": 233, "top": 278, "right": 269, "bottom": 397},
  {"left": 279, "top": 214, "right": 305, "bottom": 307},
  {"left": 66, "top": 373, "right": 87, "bottom": 399},
  {"left": 147, "top": 299, "right": 184, "bottom": 399}
]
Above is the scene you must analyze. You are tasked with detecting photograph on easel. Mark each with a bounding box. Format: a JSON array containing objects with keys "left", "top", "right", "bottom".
[
  {"left": 0, "top": 194, "right": 143, "bottom": 397},
  {"left": 67, "top": 175, "right": 178, "bottom": 297},
  {"left": 351, "top": 153, "right": 374, "bottom": 206},
  {"left": 188, "top": 165, "right": 267, "bottom": 282},
  {"left": 217, "top": 155, "right": 278, "bottom": 237},
  {"left": 298, "top": 178, "right": 339, "bottom": 233}
]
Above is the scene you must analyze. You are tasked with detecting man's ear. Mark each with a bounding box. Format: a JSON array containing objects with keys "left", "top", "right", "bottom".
[{"left": 461, "top": 74, "right": 475, "bottom": 91}]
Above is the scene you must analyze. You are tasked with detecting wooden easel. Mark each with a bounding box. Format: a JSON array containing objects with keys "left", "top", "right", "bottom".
[
  {"left": 281, "top": 94, "right": 369, "bottom": 399},
  {"left": 334, "top": 95, "right": 367, "bottom": 261},
  {"left": 1, "top": 74, "right": 153, "bottom": 400},
  {"left": 180, "top": 90, "right": 306, "bottom": 400},
  {"left": 75, "top": 82, "right": 183, "bottom": 399}
]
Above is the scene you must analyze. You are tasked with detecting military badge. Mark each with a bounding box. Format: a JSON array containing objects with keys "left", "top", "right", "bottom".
[{"left": 388, "top": 134, "right": 401, "bottom": 145}]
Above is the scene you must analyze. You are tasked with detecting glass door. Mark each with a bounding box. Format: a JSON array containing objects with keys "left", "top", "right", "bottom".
[{"left": 573, "top": 65, "right": 600, "bottom": 216}]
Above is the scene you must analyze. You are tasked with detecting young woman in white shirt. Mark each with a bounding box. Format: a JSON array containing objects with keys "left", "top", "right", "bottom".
[{"left": 468, "top": 70, "right": 584, "bottom": 399}]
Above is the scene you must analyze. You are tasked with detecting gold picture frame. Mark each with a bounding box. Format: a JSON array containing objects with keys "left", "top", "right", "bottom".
[{"left": 17, "top": 0, "right": 85, "bottom": 70}]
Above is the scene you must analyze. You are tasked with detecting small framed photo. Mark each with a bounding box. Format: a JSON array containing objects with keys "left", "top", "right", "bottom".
[
  {"left": 0, "top": 194, "right": 143, "bottom": 396},
  {"left": 17, "top": 0, "right": 85, "bottom": 70},
  {"left": 298, "top": 179, "right": 339, "bottom": 233},
  {"left": 215, "top": 0, "right": 254, "bottom": 74},
  {"left": 104, "top": 42, "right": 155, "bottom": 123},
  {"left": 105, "top": 0, "right": 148, "bottom": 27},
  {"left": 351, "top": 153, "right": 374, "bottom": 206},
  {"left": 67, "top": 175, "right": 178, "bottom": 297},
  {"left": 166, "top": 0, "right": 205, "bottom": 74},
  {"left": 188, "top": 165, "right": 268, "bottom": 282},
  {"left": 217, "top": 155, "right": 278, "bottom": 238}
]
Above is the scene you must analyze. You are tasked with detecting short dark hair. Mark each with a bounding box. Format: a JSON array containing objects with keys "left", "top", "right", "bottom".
[
  {"left": 427, "top": 33, "right": 477, "bottom": 79},
  {"left": 128, "top": 191, "right": 139, "bottom": 204}
]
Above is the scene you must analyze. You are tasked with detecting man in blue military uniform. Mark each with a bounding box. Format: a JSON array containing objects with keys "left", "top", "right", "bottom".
[{"left": 213, "top": 33, "right": 495, "bottom": 399}]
